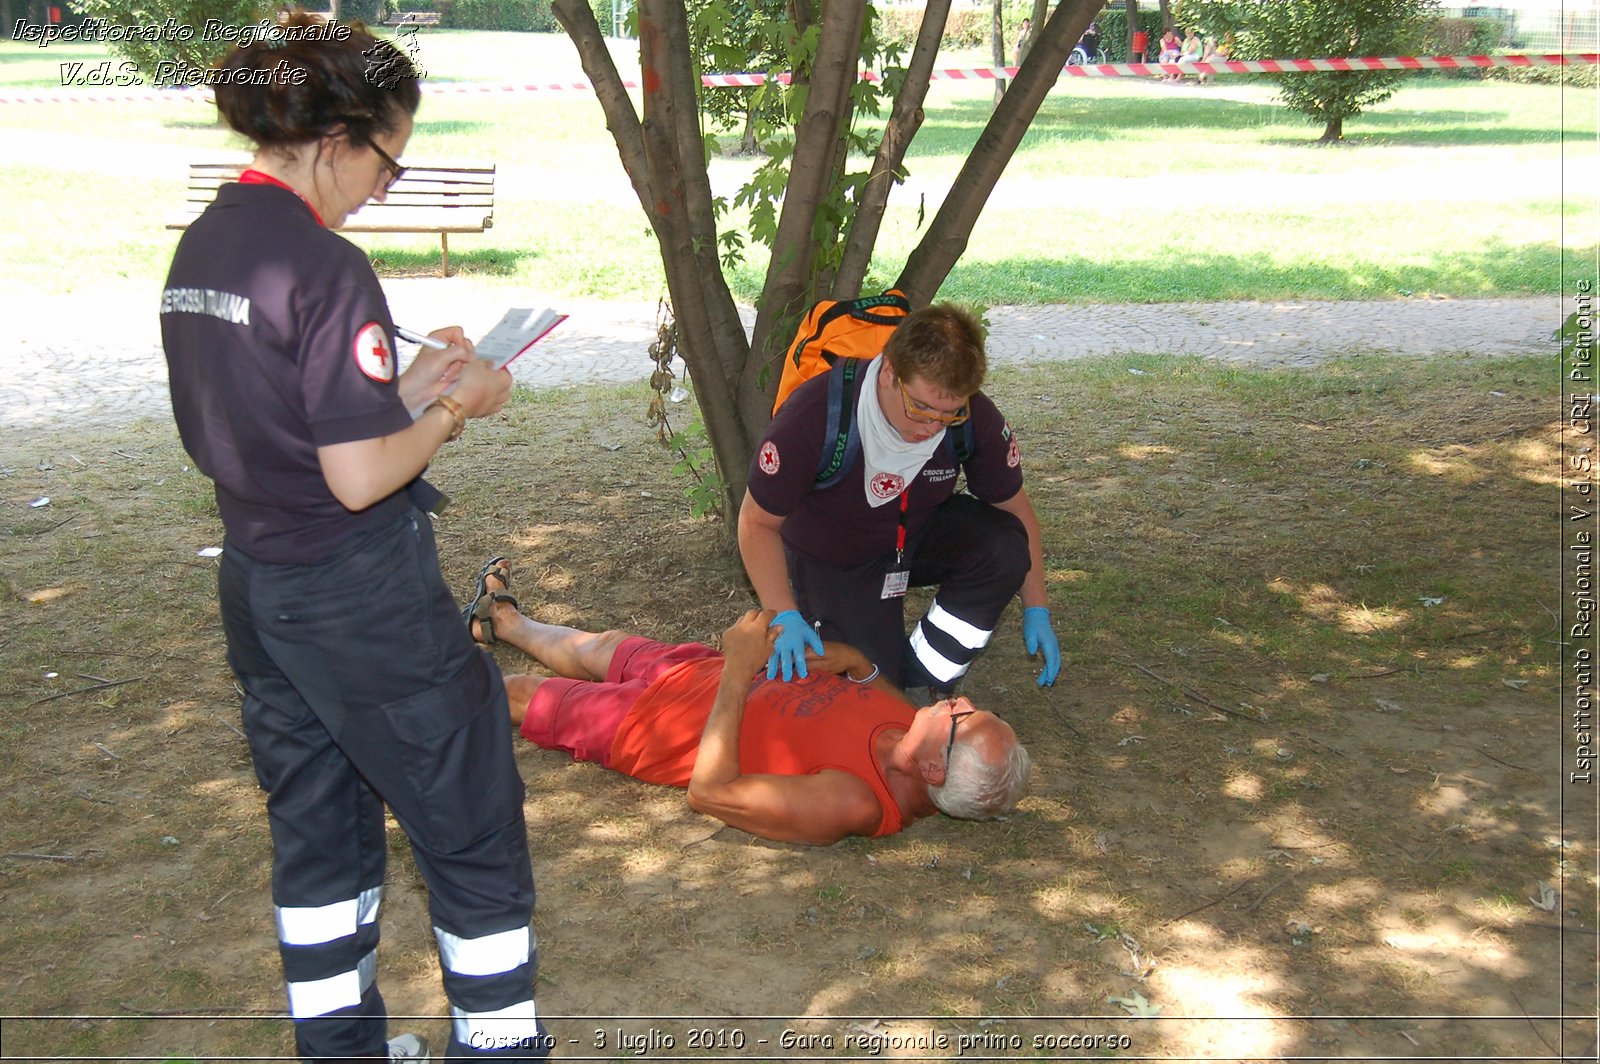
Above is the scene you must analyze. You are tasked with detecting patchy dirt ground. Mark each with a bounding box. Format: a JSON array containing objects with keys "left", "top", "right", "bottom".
[{"left": 0, "top": 357, "right": 1593, "bottom": 1062}]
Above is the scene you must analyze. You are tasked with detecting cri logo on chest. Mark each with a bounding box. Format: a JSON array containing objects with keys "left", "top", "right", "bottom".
[{"left": 870, "top": 472, "right": 904, "bottom": 499}]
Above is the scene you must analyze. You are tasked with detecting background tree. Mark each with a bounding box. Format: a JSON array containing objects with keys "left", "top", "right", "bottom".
[
  {"left": 687, "top": 0, "right": 790, "bottom": 154},
  {"left": 991, "top": 0, "right": 1006, "bottom": 104},
  {"left": 1178, "top": 0, "right": 1438, "bottom": 142},
  {"left": 72, "top": 0, "right": 274, "bottom": 78},
  {"left": 550, "top": 0, "right": 1099, "bottom": 516}
]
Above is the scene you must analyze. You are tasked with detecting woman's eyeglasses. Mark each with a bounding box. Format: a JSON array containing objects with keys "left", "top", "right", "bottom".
[{"left": 367, "top": 140, "right": 407, "bottom": 191}]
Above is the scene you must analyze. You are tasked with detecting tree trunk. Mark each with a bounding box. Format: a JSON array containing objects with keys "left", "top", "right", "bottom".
[
  {"left": 739, "top": 104, "right": 758, "bottom": 155},
  {"left": 992, "top": 0, "right": 1006, "bottom": 106},
  {"left": 740, "top": 0, "right": 869, "bottom": 429},
  {"left": 1125, "top": 0, "right": 1138, "bottom": 58},
  {"left": 552, "top": 0, "right": 757, "bottom": 513},
  {"left": 1320, "top": 115, "right": 1344, "bottom": 141},
  {"left": 1158, "top": 0, "right": 1170, "bottom": 30},
  {"left": 897, "top": 0, "right": 1101, "bottom": 303},
  {"left": 557, "top": 0, "right": 1118, "bottom": 512}
]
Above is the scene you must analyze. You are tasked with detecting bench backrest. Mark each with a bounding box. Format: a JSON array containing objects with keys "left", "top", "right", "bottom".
[{"left": 169, "top": 160, "right": 495, "bottom": 231}]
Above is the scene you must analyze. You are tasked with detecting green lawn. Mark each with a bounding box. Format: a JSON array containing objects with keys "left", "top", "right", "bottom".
[{"left": 1, "top": 30, "right": 1593, "bottom": 304}]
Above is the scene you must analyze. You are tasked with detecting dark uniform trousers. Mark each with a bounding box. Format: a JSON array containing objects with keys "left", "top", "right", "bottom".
[
  {"left": 219, "top": 509, "right": 550, "bottom": 1061},
  {"left": 788, "top": 493, "right": 1030, "bottom": 691}
]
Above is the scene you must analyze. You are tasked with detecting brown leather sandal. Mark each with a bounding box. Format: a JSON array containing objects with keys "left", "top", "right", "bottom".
[{"left": 462, "top": 556, "right": 519, "bottom": 645}]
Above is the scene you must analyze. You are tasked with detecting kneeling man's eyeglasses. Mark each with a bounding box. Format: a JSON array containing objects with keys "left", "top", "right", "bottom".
[{"left": 897, "top": 378, "right": 970, "bottom": 426}]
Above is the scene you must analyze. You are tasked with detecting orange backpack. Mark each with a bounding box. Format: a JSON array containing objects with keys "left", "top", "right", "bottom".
[
  {"left": 771, "top": 289, "right": 912, "bottom": 414},
  {"left": 770, "top": 289, "right": 975, "bottom": 489}
]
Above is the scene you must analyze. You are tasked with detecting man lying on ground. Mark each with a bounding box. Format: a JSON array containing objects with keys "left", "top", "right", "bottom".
[{"left": 463, "top": 558, "right": 1031, "bottom": 845}]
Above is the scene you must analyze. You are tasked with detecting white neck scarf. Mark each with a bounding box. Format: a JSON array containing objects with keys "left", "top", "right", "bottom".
[{"left": 856, "top": 356, "right": 946, "bottom": 509}]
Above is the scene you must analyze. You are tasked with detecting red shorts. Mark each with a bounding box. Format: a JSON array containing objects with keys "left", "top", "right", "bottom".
[{"left": 518, "top": 637, "right": 720, "bottom": 768}]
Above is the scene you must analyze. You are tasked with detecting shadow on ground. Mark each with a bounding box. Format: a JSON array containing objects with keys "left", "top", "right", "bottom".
[{"left": 0, "top": 356, "right": 1591, "bottom": 1061}]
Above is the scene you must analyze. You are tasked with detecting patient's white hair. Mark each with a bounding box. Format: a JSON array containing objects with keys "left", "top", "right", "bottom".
[{"left": 929, "top": 735, "right": 1030, "bottom": 820}]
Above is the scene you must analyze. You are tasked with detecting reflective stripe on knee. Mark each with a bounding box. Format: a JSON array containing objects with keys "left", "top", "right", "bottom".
[
  {"left": 275, "top": 886, "right": 381, "bottom": 946},
  {"left": 451, "top": 998, "right": 543, "bottom": 1052},
  {"left": 909, "top": 627, "right": 966, "bottom": 684},
  {"left": 435, "top": 924, "right": 532, "bottom": 977},
  {"left": 910, "top": 601, "right": 995, "bottom": 684},
  {"left": 285, "top": 948, "right": 376, "bottom": 1018},
  {"left": 926, "top": 601, "right": 993, "bottom": 650}
]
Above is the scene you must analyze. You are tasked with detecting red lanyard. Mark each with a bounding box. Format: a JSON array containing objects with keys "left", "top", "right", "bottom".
[
  {"left": 239, "top": 169, "right": 325, "bottom": 228},
  {"left": 895, "top": 488, "right": 909, "bottom": 564}
]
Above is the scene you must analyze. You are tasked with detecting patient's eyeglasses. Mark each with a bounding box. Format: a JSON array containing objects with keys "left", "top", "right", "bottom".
[{"left": 944, "top": 708, "right": 976, "bottom": 771}]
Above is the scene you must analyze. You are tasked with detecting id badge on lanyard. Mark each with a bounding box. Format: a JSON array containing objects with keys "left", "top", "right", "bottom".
[{"left": 881, "top": 490, "right": 910, "bottom": 600}]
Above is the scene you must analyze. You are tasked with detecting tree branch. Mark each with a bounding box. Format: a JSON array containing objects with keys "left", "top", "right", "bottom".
[
  {"left": 833, "top": 0, "right": 952, "bottom": 299},
  {"left": 551, "top": 0, "right": 649, "bottom": 216},
  {"left": 897, "top": 0, "right": 1100, "bottom": 304},
  {"left": 746, "top": 0, "right": 869, "bottom": 400},
  {"left": 556, "top": 0, "right": 753, "bottom": 513},
  {"left": 658, "top": 0, "right": 748, "bottom": 386}
]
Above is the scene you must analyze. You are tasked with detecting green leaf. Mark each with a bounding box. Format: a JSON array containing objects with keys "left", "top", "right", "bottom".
[{"left": 1108, "top": 992, "right": 1163, "bottom": 1018}]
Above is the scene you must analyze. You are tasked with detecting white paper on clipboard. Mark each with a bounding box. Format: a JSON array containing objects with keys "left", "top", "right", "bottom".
[{"left": 475, "top": 307, "right": 567, "bottom": 370}]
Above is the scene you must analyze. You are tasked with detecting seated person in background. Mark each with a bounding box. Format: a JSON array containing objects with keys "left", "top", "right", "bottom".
[
  {"left": 1177, "top": 28, "right": 1204, "bottom": 79},
  {"left": 1158, "top": 26, "right": 1183, "bottom": 79},
  {"left": 1197, "top": 36, "right": 1230, "bottom": 84},
  {"left": 463, "top": 560, "right": 1031, "bottom": 846},
  {"left": 1079, "top": 19, "right": 1101, "bottom": 59}
]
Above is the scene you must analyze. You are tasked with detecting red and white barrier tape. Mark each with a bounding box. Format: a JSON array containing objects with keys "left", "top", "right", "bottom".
[
  {"left": 2, "top": 52, "right": 1594, "bottom": 104},
  {"left": 922, "top": 51, "right": 1600, "bottom": 81}
]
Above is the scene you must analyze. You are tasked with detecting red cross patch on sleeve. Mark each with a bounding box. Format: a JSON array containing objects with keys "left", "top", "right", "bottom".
[
  {"left": 353, "top": 321, "right": 396, "bottom": 383},
  {"left": 758, "top": 441, "right": 781, "bottom": 475}
]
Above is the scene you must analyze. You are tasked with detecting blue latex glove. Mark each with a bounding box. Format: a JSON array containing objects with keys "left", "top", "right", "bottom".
[
  {"left": 767, "top": 609, "right": 825, "bottom": 682},
  {"left": 1022, "top": 606, "right": 1061, "bottom": 687}
]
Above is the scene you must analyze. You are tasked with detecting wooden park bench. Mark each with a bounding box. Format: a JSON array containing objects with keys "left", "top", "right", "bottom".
[
  {"left": 384, "top": 10, "right": 441, "bottom": 26},
  {"left": 167, "top": 159, "right": 494, "bottom": 277}
]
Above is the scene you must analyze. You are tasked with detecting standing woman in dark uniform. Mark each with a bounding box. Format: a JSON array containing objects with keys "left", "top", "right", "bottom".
[{"left": 161, "top": 15, "right": 548, "bottom": 1061}]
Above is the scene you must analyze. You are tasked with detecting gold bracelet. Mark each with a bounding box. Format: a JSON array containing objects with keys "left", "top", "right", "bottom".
[{"left": 428, "top": 394, "right": 465, "bottom": 442}]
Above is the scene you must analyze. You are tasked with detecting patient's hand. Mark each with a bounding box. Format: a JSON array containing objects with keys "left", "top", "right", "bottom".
[
  {"left": 723, "top": 609, "right": 778, "bottom": 677},
  {"left": 806, "top": 641, "right": 872, "bottom": 681}
]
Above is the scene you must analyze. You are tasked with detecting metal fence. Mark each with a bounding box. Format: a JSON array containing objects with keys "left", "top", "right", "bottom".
[{"left": 1438, "top": 3, "right": 1599, "bottom": 50}]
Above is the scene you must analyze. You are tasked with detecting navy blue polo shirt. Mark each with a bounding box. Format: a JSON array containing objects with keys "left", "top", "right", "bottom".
[
  {"left": 161, "top": 182, "right": 417, "bottom": 563},
  {"left": 747, "top": 370, "right": 1025, "bottom": 567}
]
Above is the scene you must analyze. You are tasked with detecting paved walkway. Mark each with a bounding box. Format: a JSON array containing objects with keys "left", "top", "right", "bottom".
[{"left": 3, "top": 280, "right": 1566, "bottom": 433}]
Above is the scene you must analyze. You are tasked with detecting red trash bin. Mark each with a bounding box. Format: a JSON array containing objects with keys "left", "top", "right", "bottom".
[{"left": 1131, "top": 30, "right": 1148, "bottom": 62}]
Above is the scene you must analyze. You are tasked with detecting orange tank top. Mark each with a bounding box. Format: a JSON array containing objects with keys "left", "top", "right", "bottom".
[{"left": 610, "top": 661, "right": 914, "bottom": 837}]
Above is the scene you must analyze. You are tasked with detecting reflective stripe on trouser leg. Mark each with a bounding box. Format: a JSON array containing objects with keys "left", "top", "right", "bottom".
[
  {"left": 909, "top": 599, "right": 995, "bottom": 685},
  {"left": 277, "top": 886, "right": 382, "bottom": 948},
  {"left": 436, "top": 923, "right": 546, "bottom": 1056},
  {"left": 278, "top": 887, "right": 384, "bottom": 1018},
  {"left": 285, "top": 947, "right": 378, "bottom": 1017}
]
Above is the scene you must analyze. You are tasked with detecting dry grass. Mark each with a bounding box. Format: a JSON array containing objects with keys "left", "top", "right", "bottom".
[{"left": 0, "top": 354, "right": 1591, "bottom": 1061}]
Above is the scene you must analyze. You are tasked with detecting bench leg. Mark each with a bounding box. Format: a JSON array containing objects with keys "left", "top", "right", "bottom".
[{"left": 439, "top": 233, "right": 450, "bottom": 277}]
